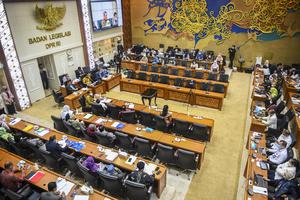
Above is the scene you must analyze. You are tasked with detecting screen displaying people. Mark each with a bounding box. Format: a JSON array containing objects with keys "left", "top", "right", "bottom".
[{"left": 91, "top": 0, "right": 123, "bottom": 31}]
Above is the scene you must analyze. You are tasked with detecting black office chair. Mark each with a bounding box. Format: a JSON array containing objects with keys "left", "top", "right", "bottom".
[
  {"left": 267, "top": 116, "right": 289, "bottom": 138},
  {"left": 160, "top": 66, "right": 169, "bottom": 74},
  {"left": 207, "top": 73, "right": 217, "bottom": 81},
  {"left": 174, "top": 78, "right": 185, "bottom": 87},
  {"left": 150, "top": 74, "right": 159, "bottom": 82},
  {"left": 107, "top": 104, "right": 122, "bottom": 120},
  {"left": 172, "top": 119, "right": 191, "bottom": 136},
  {"left": 24, "top": 140, "right": 45, "bottom": 163},
  {"left": 8, "top": 140, "right": 33, "bottom": 159},
  {"left": 186, "top": 80, "right": 196, "bottom": 89},
  {"left": 275, "top": 101, "right": 286, "bottom": 116},
  {"left": 199, "top": 82, "right": 210, "bottom": 91},
  {"left": 38, "top": 148, "right": 61, "bottom": 171},
  {"left": 51, "top": 115, "right": 68, "bottom": 132},
  {"left": 77, "top": 161, "right": 99, "bottom": 187},
  {"left": 120, "top": 111, "right": 137, "bottom": 124},
  {"left": 95, "top": 133, "right": 113, "bottom": 147},
  {"left": 278, "top": 108, "right": 294, "bottom": 121},
  {"left": 52, "top": 90, "right": 64, "bottom": 106},
  {"left": 151, "top": 65, "right": 158, "bottom": 73},
  {"left": 184, "top": 70, "right": 192, "bottom": 77},
  {"left": 5, "top": 184, "right": 39, "bottom": 200},
  {"left": 176, "top": 149, "right": 198, "bottom": 180},
  {"left": 160, "top": 75, "right": 169, "bottom": 84},
  {"left": 98, "top": 171, "right": 124, "bottom": 196},
  {"left": 156, "top": 143, "right": 175, "bottom": 165},
  {"left": 153, "top": 115, "right": 168, "bottom": 132},
  {"left": 133, "top": 137, "right": 154, "bottom": 159},
  {"left": 194, "top": 71, "right": 203, "bottom": 79},
  {"left": 91, "top": 103, "right": 107, "bottom": 117},
  {"left": 170, "top": 68, "right": 178, "bottom": 75},
  {"left": 212, "top": 84, "right": 225, "bottom": 93},
  {"left": 79, "top": 96, "right": 91, "bottom": 112},
  {"left": 137, "top": 111, "right": 154, "bottom": 127},
  {"left": 0, "top": 138, "right": 10, "bottom": 150},
  {"left": 138, "top": 72, "right": 147, "bottom": 81},
  {"left": 127, "top": 70, "right": 136, "bottom": 79},
  {"left": 188, "top": 123, "right": 210, "bottom": 142},
  {"left": 114, "top": 131, "right": 134, "bottom": 152},
  {"left": 124, "top": 180, "right": 152, "bottom": 200},
  {"left": 219, "top": 74, "right": 229, "bottom": 82},
  {"left": 140, "top": 64, "right": 148, "bottom": 72},
  {"left": 61, "top": 153, "right": 82, "bottom": 177}
]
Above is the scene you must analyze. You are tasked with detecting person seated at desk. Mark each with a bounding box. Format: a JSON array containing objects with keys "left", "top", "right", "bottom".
[
  {"left": 82, "top": 74, "right": 94, "bottom": 86},
  {"left": 168, "top": 58, "right": 176, "bottom": 66},
  {"left": 265, "top": 84, "right": 278, "bottom": 107},
  {"left": 119, "top": 105, "right": 135, "bottom": 118},
  {"left": 290, "top": 69, "right": 299, "bottom": 80},
  {"left": 0, "top": 127, "right": 14, "bottom": 142},
  {"left": 61, "top": 74, "right": 71, "bottom": 86},
  {"left": 100, "top": 68, "right": 110, "bottom": 79},
  {"left": 195, "top": 50, "right": 204, "bottom": 60},
  {"left": 128, "top": 161, "right": 154, "bottom": 187},
  {"left": 0, "top": 162, "right": 25, "bottom": 192},
  {"left": 152, "top": 55, "right": 159, "bottom": 65},
  {"left": 260, "top": 109, "right": 277, "bottom": 130},
  {"left": 82, "top": 156, "right": 105, "bottom": 173},
  {"left": 40, "top": 181, "right": 66, "bottom": 200},
  {"left": 183, "top": 51, "right": 190, "bottom": 60},
  {"left": 101, "top": 164, "right": 124, "bottom": 179},
  {"left": 45, "top": 135, "right": 68, "bottom": 160},
  {"left": 174, "top": 45, "right": 181, "bottom": 52},
  {"left": 75, "top": 67, "right": 85, "bottom": 79},
  {"left": 66, "top": 115, "right": 85, "bottom": 131},
  {"left": 65, "top": 80, "right": 78, "bottom": 95},
  {"left": 61, "top": 105, "right": 74, "bottom": 121},
  {"left": 268, "top": 140, "right": 288, "bottom": 165},
  {"left": 160, "top": 105, "right": 172, "bottom": 128},
  {"left": 267, "top": 159, "right": 298, "bottom": 181},
  {"left": 85, "top": 91, "right": 94, "bottom": 108},
  {"left": 86, "top": 124, "right": 116, "bottom": 141},
  {"left": 268, "top": 129, "right": 292, "bottom": 153},
  {"left": 211, "top": 61, "right": 220, "bottom": 73},
  {"left": 140, "top": 53, "right": 148, "bottom": 63},
  {"left": 190, "top": 60, "right": 198, "bottom": 69},
  {"left": 0, "top": 114, "right": 10, "bottom": 131},
  {"left": 215, "top": 53, "right": 223, "bottom": 64}
]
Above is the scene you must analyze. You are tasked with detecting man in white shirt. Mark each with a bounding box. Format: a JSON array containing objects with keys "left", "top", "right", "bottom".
[
  {"left": 268, "top": 140, "right": 288, "bottom": 165},
  {"left": 274, "top": 159, "right": 298, "bottom": 180},
  {"left": 261, "top": 109, "right": 277, "bottom": 129},
  {"left": 268, "top": 129, "right": 292, "bottom": 153}
]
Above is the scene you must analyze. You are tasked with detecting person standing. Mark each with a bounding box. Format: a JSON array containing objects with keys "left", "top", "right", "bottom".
[
  {"left": 114, "top": 52, "right": 122, "bottom": 74},
  {"left": 228, "top": 45, "right": 236, "bottom": 69},
  {"left": 39, "top": 64, "right": 49, "bottom": 89},
  {"left": 0, "top": 95, "right": 5, "bottom": 114},
  {"left": 1, "top": 86, "right": 16, "bottom": 115}
]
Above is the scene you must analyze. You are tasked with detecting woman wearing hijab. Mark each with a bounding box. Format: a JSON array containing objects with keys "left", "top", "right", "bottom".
[
  {"left": 160, "top": 105, "right": 172, "bottom": 128},
  {"left": 211, "top": 61, "right": 220, "bottom": 73},
  {"left": 61, "top": 105, "right": 73, "bottom": 121},
  {"left": 1, "top": 86, "right": 16, "bottom": 115},
  {"left": 82, "top": 156, "right": 105, "bottom": 173}
]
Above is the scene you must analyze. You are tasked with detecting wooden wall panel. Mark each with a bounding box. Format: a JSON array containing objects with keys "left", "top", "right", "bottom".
[{"left": 122, "top": 0, "right": 132, "bottom": 49}]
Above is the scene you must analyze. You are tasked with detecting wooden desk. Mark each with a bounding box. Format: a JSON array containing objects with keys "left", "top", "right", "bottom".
[
  {"left": 103, "top": 74, "right": 121, "bottom": 91},
  {"left": 120, "top": 78, "right": 224, "bottom": 110},
  {"left": 88, "top": 82, "right": 106, "bottom": 95},
  {"left": 0, "top": 148, "right": 115, "bottom": 200},
  {"left": 135, "top": 70, "right": 228, "bottom": 97},
  {"left": 243, "top": 132, "right": 268, "bottom": 200},
  {"left": 60, "top": 82, "right": 81, "bottom": 97},
  {"left": 121, "top": 60, "right": 146, "bottom": 71},
  {"left": 75, "top": 113, "right": 206, "bottom": 169},
  {"left": 283, "top": 78, "right": 299, "bottom": 103},
  {"left": 64, "top": 88, "right": 90, "bottom": 110},
  {"left": 6, "top": 117, "right": 167, "bottom": 198},
  {"left": 109, "top": 98, "right": 214, "bottom": 140},
  {"left": 250, "top": 100, "right": 267, "bottom": 133}
]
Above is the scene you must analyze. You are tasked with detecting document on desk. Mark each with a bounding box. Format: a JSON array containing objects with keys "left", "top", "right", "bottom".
[
  {"left": 253, "top": 185, "right": 268, "bottom": 196},
  {"left": 9, "top": 118, "right": 21, "bottom": 125},
  {"left": 35, "top": 129, "right": 50, "bottom": 137},
  {"left": 74, "top": 195, "right": 89, "bottom": 200},
  {"left": 128, "top": 104, "right": 135, "bottom": 109},
  {"left": 144, "top": 163, "right": 157, "bottom": 175},
  {"left": 83, "top": 114, "right": 93, "bottom": 119},
  {"left": 104, "top": 149, "right": 118, "bottom": 161},
  {"left": 95, "top": 118, "right": 107, "bottom": 124},
  {"left": 56, "top": 178, "right": 75, "bottom": 196}
]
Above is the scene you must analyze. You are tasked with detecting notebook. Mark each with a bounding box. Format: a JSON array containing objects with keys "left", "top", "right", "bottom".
[
  {"left": 23, "top": 125, "right": 34, "bottom": 132},
  {"left": 28, "top": 171, "right": 45, "bottom": 183},
  {"left": 83, "top": 114, "right": 93, "bottom": 119}
]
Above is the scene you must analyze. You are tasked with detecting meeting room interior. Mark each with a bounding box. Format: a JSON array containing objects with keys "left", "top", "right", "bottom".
[{"left": 0, "top": 0, "right": 299, "bottom": 200}]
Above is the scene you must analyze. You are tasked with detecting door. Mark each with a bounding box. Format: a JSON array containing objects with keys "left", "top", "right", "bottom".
[{"left": 20, "top": 59, "right": 45, "bottom": 103}]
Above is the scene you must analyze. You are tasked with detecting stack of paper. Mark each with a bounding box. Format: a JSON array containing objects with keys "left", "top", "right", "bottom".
[
  {"left": 95, "top": 118, "right": 107, "bottom": 124},
  {"left": 128, "top": 104, "right": 135, "bottom": 109},
  {"left": 83, "top": 114, "right": 93, "bottom": 119},
  {"left": 144, "top": 163, "right": 157, "bottom": 175},
  {"left": 9, "top": 118, "right": 21, "bottom": 125},
  {"left": 56, "top": 178, "right": 75, "bottom": 196},
  {"left": 74, "top": 195, "right": 89, "bottom": 200},
  {"left": 253, "top": 185, "right": 268, "bottom": 195},
  {"left": 104, "top": 149, "right": 118, "bottom": 161},
  {"left": 111, "top": 122, "right": 125, "bottom": 129},
  {"left": 36, "top": 129, "right": 49, "bottom": 137}
]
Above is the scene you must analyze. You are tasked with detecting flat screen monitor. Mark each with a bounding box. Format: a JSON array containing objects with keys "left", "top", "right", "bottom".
[{"left": 90, "top": 0, "right": 123, "bottom": 32}]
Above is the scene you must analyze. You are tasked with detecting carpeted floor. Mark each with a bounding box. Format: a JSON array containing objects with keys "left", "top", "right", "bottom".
[{"left": 19, "top": 72, "right": 251, "bottom": 200}]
